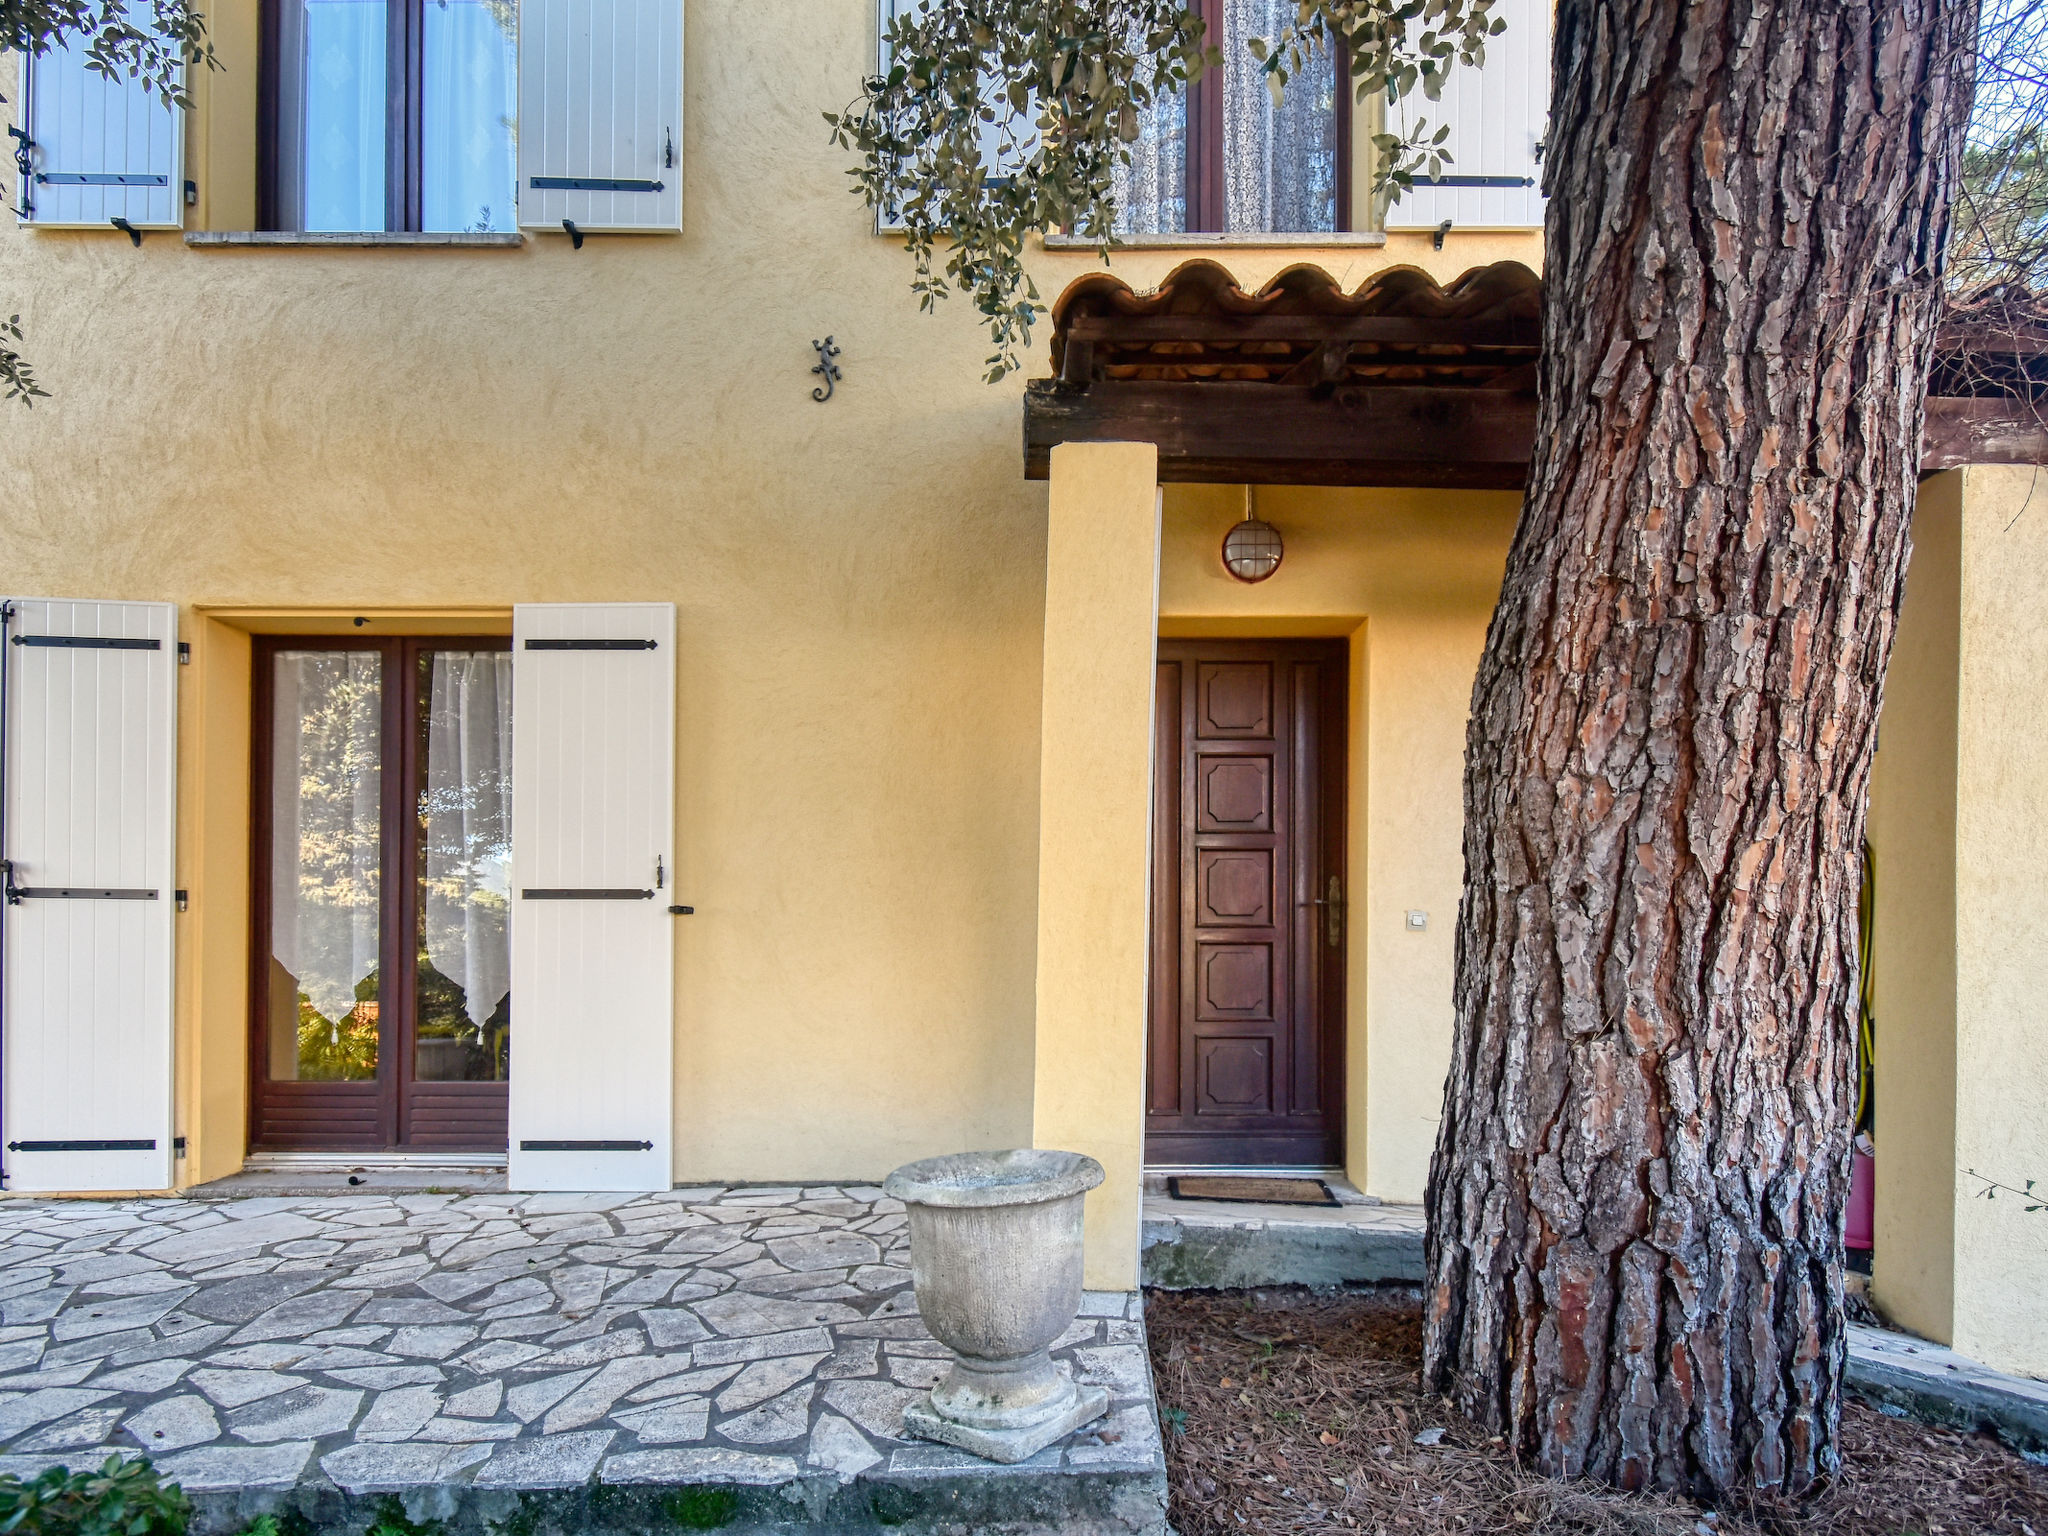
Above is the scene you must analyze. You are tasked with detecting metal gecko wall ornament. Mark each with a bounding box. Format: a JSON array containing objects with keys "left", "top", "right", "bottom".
[{"left": 810, "top": 336, "right": 843, "bottom": 402}]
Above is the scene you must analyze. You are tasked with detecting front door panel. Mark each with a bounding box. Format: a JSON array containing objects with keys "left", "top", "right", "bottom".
[{"left": 1148, "top": 639, "right": 1346, "bottom": 1165}]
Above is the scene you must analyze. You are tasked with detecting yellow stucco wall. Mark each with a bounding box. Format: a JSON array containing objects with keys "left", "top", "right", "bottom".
[
  {"left": 1950, "top": 465, "right": 2048, "bottom": 1377},
  {"left": 1870, "top": 466, "right": 2048, "bottom": 1380},
  {"left": 1869, "top": 472, "right": 1961, "bottom": 1347},
  {"left": 1158, "top": 484, "right": 1520, "bottom": 1201},
  {"left": 0, "top": 0, "right": 1532, "bottom": 1200}
]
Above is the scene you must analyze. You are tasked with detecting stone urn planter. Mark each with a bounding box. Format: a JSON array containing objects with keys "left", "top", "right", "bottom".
[{"left": 883, "top": 1148, "right": 1108, "bottom": 1463}]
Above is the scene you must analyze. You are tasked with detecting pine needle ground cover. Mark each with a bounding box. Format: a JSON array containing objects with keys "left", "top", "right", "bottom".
[{"left": 1146, "top": 1288, "right": 2048, "bottom": 1536}]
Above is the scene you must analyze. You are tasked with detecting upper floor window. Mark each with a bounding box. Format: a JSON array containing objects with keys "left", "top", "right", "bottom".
[
  {"left": 1113, "top": 0, "right": 1348, "bottom": 235},
  {"left": 263, "top": 0, "right": 519, "bottom": 232}
]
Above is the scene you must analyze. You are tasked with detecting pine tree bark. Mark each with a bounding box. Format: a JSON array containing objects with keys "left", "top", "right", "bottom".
[{"left": 1420, "top": 0, "right": 1977, "bottom": 1498}]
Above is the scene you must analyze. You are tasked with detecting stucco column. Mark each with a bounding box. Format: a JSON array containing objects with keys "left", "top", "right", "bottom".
[
  {"left": 1870, "top": 465, "right": 2048, "bottom": 1380},
  {"left": 1031, "top": 441, "right": 1162, "bottom": 1292}
]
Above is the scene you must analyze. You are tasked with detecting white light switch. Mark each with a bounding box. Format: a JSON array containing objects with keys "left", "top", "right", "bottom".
[{"left": 1405, "top": 910, "right": 1428, "bottom": 930}]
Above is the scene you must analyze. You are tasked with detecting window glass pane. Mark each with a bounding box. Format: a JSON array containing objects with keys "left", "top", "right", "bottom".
[
  {"left": 422, "top": 0, "right": 519, "bottom": 233},
  {"left": 269, "top": 650, "right": 383, "bottom": 1083},
  {"left": 1222, "top": 0, "right": 1338, "bottom": 233},
  {"left": 414, "top": 649, "right": 513, "bottom": 1083},
  {"left": 1111, "top": 86, "right": 1189, "bottom": 235},
  {"left": 278, "top": 0, "right": 389, "bottom": 232}
]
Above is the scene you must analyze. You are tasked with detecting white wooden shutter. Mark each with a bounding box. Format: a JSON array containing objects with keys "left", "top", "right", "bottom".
[
  {"left": 18, "top": 33, "right": 185, "bottom": 228},
  {"left": 0, "top": 599, "right": 176, "bottom": 1194},
  {"left": 508, "top": 603, "right": 675, "bottom": 1192},
  {"left": 516, "top": 0, "right": 683, "bottom": 234},
  {"left": 1383, "top": 0, "right": 1548, "bottom": 231}
]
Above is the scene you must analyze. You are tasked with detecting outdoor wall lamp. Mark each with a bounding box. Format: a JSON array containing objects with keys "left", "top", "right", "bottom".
[{"left": 1221, "top": 488, "right": 1284, "bottom": 583}]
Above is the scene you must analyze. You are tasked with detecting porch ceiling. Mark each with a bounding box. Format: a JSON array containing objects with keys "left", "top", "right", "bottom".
[{"left": 1023, "top": 260, "right": 2048, "bottom": 487}]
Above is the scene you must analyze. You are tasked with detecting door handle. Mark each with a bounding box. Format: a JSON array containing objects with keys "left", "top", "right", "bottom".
[{"left": 1307, "top": 876, "right": 1344, "bottom": 950}]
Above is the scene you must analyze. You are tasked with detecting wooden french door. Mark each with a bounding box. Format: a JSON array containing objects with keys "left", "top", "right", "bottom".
[
  {"left": 250, "top": 636, "right": 512, "bottom": 1152},
  {"left": 1147, "top": 639, "right": 1347, "bottom": 1166}
]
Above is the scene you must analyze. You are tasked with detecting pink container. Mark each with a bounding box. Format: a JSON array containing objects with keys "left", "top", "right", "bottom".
[{"left": 1846, "top": 1149, "right": 1875, "bottom": 1250}]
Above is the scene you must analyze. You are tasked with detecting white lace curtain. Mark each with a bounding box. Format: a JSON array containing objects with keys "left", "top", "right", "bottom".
[
  {"left": 420, "top": 651, "right": 514, "bottom": 1032},
  {"left": 271, "top": 651, "right": 383, "bottom": 1028}
]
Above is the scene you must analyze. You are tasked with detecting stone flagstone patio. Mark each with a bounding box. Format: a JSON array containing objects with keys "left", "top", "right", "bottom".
[{"left": 0, "top": 1186, "right": 1165, "bottom": 1535}]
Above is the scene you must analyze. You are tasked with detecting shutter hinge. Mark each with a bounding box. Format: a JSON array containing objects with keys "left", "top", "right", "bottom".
[
  {"left": 174, "top": 1137, "right": 187, "bottom": 1156},
  {"left": 177, "top": 641, "right": 190, "bottom": 665},
  {"left": 175, "top": 889, "right": 189, "bottom": 912},
  {"left": 184, "top": 179, "right": 197, "bottom": 207},
  {"left": 7, "top": 125, "right": 32, "bottom": 219},
  {"left": 668, "top": 905, "right": 694, "bottom": 915}
]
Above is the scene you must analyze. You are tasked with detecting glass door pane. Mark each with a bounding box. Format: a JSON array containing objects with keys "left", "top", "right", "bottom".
[
  {"left": 268, "top": 650, "right": 384, "bottom": 1083},
  {"left": 413, "top": 649, "right": 513, "bottom": 1083}
]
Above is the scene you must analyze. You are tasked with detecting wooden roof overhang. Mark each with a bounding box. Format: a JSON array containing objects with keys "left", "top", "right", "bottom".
[{"left": 1023, "top": 260, "right": 2048, "bottom": 488}]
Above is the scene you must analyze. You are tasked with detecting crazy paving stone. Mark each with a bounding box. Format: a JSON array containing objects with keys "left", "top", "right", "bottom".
[
  {"left": 182, "top": 1274, "right": 325, "bottom": 1325},
  {"left": 229, "top": 1291, "right": 365, "bottom": 1344},
  {"left": 320, "top": 1440, "right": 494, "bottom": 1493},
  {"left": 155, "top": 1441, "right": 316, "bottom": 1491},
  {"left": 124, "top": 1394, "right": 221, "bottom": 1452},
  {"left": 805, "top": 1413, "right": 883, "bottom": 1478},
  {"left": 765, "top": 1232, "right": 882, "bottom": 1272},
  {"left": 505, "top": 1369, "right": 597, "bottom": 1423},
  {"left": 442, "top": 1380, "right": 502, "bottom": 1418},
  {"left": 93, "top": 1358, "right": 192, "bottom": 1394},
  {"left": 322, "top": 1366, "right": 447, "bottom": 1389},
  {"left": 609, "top": 1398, "right": 709, "bottom": 1445},
  {"left": 818, "top": 1379, "right": 923, "bottom": 1441},
  {"left": 692, "top": 1327, "right": 834, "bottom": 1367},
  {"left": 621, "top": 1363, "right": 741, "bottom": 1405},
  {"left": 539, "top": 1356, "right": 709, "bottom": 1433},
  {"left": 140, "top": 1214, "right": 325, "bottom": 1264},
  {"left": 358, "top": 1385, "right": 441, "bottom": 1441},
  {"left": 386, "top": 1326, "right": 478, "bottom": 1360},
  {"left": 16, "top": 1405, "right": 126, "bottom": 1451},
  {"left": 470, "top": 1430, "right": 613, "bottom": 1489},
  {"left": 715, "top": 1383, "right": 815, "bottom": 1445},
  {"left": 0, "top": 1388, "right": 113, "bottom": 1443},
  {"left": 189, "top": 1369, "right": 307, "bottom": 1409},
  {"left": 716, "top": 1355, "right": 827, "bottom": 1413},
  {"left": 225, "top": 1384, "right": 363, "bottom": 1443},
  {"left": 355, "top": 1298, "right": 468, "bottom": 1326},
  {"left": 451, "top": 1340, "right": 546, "bottom": 1374}
]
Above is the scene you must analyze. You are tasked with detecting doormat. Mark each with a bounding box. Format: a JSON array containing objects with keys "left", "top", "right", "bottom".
[{"left": 1167, "top": 1175, "right": 1340, "bottom": 1207}]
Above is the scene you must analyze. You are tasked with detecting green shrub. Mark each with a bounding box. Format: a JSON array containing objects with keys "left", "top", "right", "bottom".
[{"left": 0, "top": 1457, "right": 190, "bottom": 1536}]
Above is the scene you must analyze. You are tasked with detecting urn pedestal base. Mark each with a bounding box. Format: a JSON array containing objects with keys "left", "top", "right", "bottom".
[{"left": 905, "top": 1381, "right": 1110, "bottom": 1464}]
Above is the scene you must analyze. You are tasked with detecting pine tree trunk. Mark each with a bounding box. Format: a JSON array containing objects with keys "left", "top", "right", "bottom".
[{"left": 1420, "top": 0, "right": 1977, "bottom": 1498}]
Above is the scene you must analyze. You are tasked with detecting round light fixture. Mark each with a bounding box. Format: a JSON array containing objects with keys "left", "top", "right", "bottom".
[{"left": 1221, "top": 496, "right": 1284, "bottom": 583}]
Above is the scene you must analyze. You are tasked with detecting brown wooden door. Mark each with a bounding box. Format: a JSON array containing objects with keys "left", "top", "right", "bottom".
[
  {"left": 250, "top": 636, "right": 512, "bottom": 1153},
  {"left": 1147, "top": 639, "right": 1347, "bottom": 1166}
]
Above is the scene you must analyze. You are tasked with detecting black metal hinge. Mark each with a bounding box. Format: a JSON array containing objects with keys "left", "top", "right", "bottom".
[
  {"left": 522, "top": 638, "right": 658, "bottom": 651},
  {"left": 521, "top": 888, "right": 654, "bottom": 900},
  {"left": 11, "top": 634, "right": 161, "bottom": 650},
  {"left": 9, "top": 1139, "right": 157, "bottom": 1152},
  {"left": 518, "top": 1140, "right": 654, "bottom": 1152}
]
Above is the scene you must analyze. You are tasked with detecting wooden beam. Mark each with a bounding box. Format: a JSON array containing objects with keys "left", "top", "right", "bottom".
[
  {"left": 1025, "top": 381, "right": 1536, "bottom": 488},
  {"left": 1024, "top": 381, "right": 2048, "bottom": 487},
  {"left": 1922, "top": 395, "right": 2048, "bottom": 470},
  {"left": 1065, "top": 314, "right": 1540, "bottom": 348}
]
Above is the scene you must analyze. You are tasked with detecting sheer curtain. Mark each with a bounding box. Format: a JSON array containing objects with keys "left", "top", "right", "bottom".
[
  {"left": 271, "top": 652, "right": 383, "bottom": 1043},
  {"left": 276, "top": 0, "right": 388, "bottom": 231},
  {"left": 1221, "top": 0, "right": 1338, "bottom": 233},
  {"left": 420, "top": 652, "right": 514, "bottom": 1045},
  {"left": 422, "top": 0, "right": 519, "bottom": 233},
  {"left": 1111, "top": 86, "right": 1189, "bottom": 235}
]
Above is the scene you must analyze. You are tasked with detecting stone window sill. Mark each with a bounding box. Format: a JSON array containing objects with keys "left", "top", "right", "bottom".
[
  {"left": 1040, "top": 231, "right": 1387, "bottom": 250},
  {"left": 184, "top": 230, "right": 525, "bottom": 248}
]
